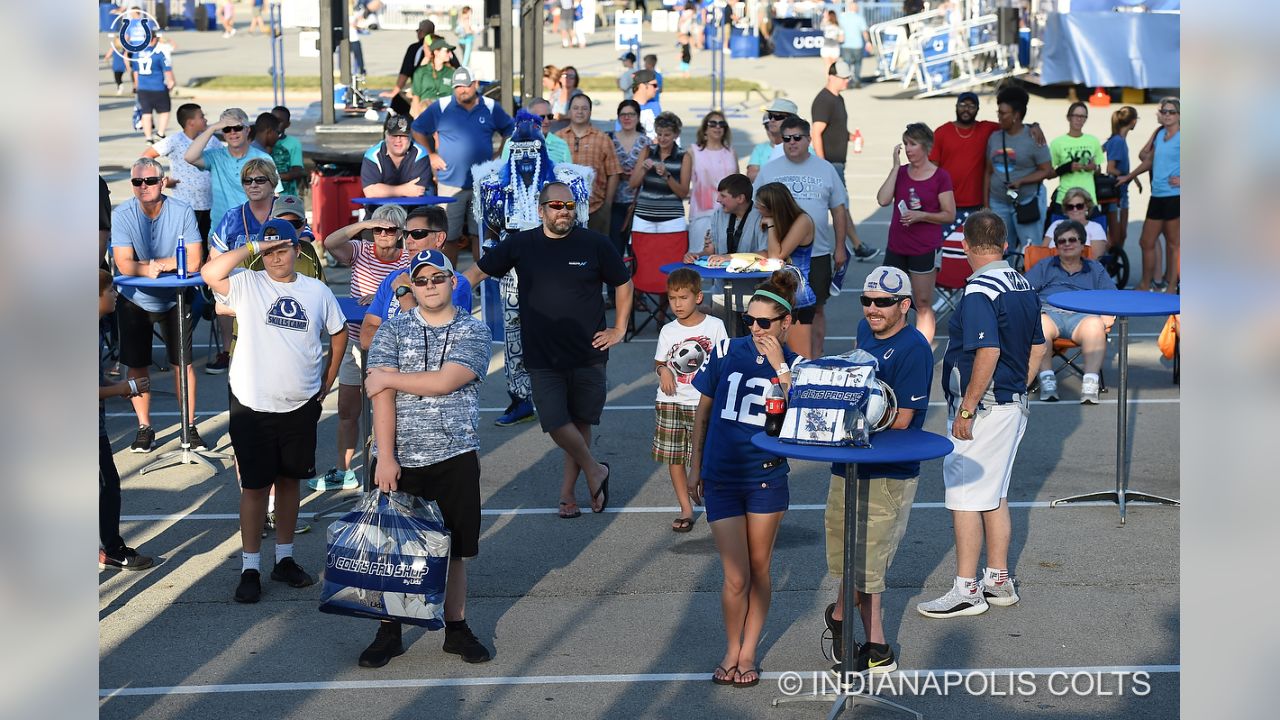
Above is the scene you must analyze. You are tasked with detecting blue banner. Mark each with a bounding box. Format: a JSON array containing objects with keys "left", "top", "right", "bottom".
[
  {"left": 1039, "top": 12, "right": 1180, "bottom": 88},
  {"left": 771, "top": 28, "right": 825, "bottom": 58}
]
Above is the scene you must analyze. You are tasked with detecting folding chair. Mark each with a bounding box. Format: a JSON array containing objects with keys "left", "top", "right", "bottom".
[
  {"left": 931, "top": 234, "right": 969, "bottom": 318},
  {"left": 1023, "top": 244, "right": 1108, "bottom": 392},
  {"left": 625, "top": 230, "right": 688, "bottom": 341}
]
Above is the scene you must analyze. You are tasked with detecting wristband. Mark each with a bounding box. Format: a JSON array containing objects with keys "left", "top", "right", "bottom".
[{"left": 775, "top": 362, "right": 790, "bottom": 375}]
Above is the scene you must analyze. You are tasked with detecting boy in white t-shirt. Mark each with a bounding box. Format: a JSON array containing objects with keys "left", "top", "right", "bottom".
[{"left": 653, "top": 268, "right": 727, "bottom": 532}]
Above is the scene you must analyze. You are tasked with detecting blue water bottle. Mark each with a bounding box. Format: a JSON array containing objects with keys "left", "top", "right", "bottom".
[{"left": 175, "top": 236, "right": 187, "bottom": 279}]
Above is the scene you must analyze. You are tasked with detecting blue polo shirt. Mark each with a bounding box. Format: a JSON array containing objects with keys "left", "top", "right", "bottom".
[
  {"left": 1024, "top": 257, "right": 1115, "bottom": 310},
  {"left": 942, "top": 260, "right": 1045, "bottom": 408},
  {"left": 360, "top": 140, "right": 434, "bottom": 193},
  {"left": 410, "top": 95, "right": 514, "bottom": 188},
  {"left": 366, "top": 268, "right": 474, "bottom": 325},
  {"left": 132, "top": 49, "right": 168, "bottom": 92},
  {"left": 833, "top": 320, "right": 934, "bottom": 480},
  {"left": 110, "top": 196, "right": 201, "bottom": 312}
]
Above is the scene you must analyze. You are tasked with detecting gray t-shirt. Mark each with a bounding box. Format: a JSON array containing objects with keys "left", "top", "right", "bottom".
[
  {"left": 987, "top": 127, "right": 1051, "bottom": 203},
  {"left": 366, "top": 308, "right": 493, "bottom": 468},
  {"left": 753, "top": 154, "right": 849, "bottom": 257}
]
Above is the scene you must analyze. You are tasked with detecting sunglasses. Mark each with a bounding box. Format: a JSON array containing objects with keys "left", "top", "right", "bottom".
[
  {"left": 280, "top": 217, "right": 306, "bottom": 229},
  {"left": 1056, "top": 236, "right": 1082, "bottom": 245},
  {"left": 222, "top": 125, "right": 246, "bottom": 133},
  {"left": 130, "top": 176, "right": 162, "bottom": 187},
  {"left": 538, "top": 113, "right": 553, "bottom": 121},
  {"left": 741, "top": 313, "right": 786, "bottom": 329},
  {"left": 407, "top": 228, "right": 445, "bottom": 239},
  {"left": 242, "top": 176, "right": 271, "bottom": 186},
  {"left": 860, "top": 295, "right": 905, "bottom": 308},
  {"left": 542, "top": 200, "right": 576, "bottom": 211},
  {"left": 372, "top": 227, "right": 399, "bottom": 235},
  {"left": 1064, "top": 202, "right": 1088, "bottom": 211},
  {"left": 1158, "top": 108, "right": 1178, "bottom": 115},
  {"left": 411, "top": 273, "right": 451, "bottom": 287},
  {"left": 767, "top": 112, "right": 791, "bottom": 121},
  {"left": 781, "top": 134, "right": 807, "bottom": 143},
  {"left": 706, "top": 120, "right": 728, "bottom": 129}
]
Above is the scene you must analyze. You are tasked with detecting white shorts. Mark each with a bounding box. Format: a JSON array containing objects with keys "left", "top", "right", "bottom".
[
  {"left": 943, "top": 402, "right": 1029, "bottom": 511},
  {"left": 631, "top": 216, "right": 688, "bottom": 235},
  {"left": 338, "top": 338, "right": 365, "bottom": 386}
]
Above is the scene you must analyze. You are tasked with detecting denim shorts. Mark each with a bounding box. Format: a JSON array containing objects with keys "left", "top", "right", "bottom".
[
  {"left": 1044, "top": 307, "right": 1088, "bottom": 337},
  {"left": 704, "top": 477, "right": 789, "bottom": 522}
]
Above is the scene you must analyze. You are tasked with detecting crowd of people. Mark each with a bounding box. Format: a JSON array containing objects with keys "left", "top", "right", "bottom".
[{"left": 99, "top": 6, "right": 1181, "bottom": 688}]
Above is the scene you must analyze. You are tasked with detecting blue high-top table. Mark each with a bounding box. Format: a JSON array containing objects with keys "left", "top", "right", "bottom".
[
  {"left": 1046, "top": 290, "right": 1181, "bottom": 522},
  {"left": 752, "top": 429, "right": 954, "bottom": 720}
]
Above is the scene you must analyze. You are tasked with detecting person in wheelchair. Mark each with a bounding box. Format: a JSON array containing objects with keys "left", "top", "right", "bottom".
[
  {"left": 1042, "top": 186, "right": 1107, "bottom": 259},
  {"left": 1025, "top": 220, "right": 1115, "bottom": 404}
]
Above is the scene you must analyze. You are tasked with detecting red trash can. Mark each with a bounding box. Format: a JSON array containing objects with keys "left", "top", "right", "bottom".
[{"left": 310, "top": 173, "right": 364, "bottom": 247}]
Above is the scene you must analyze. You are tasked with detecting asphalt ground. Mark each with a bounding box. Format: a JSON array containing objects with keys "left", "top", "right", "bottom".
[{"left": 99, "top": 20, "right": 1179, "bottom": 720}]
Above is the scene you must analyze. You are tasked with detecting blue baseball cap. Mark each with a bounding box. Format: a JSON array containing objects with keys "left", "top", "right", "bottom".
[
  {"left": 410, "top": 249, "right": 454, "bottom": 277},
  {"left": 957, "top": 91, "right": 980, "bottom": 106},
  {"left": 259, "top": 218, "right": 300, "bottom": 246}
]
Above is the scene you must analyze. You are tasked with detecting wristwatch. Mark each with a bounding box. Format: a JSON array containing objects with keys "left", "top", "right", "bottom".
[
  {"left": 394, "top": 285, "right": 412, "bottom": 299},
  {"left": 958, "top": 407, "right": 976, "bottom": 420}
]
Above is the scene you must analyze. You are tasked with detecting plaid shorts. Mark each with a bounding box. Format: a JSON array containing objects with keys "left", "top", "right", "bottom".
[{"left": 651, "top": 402, "right": 697, "bottom": 465}]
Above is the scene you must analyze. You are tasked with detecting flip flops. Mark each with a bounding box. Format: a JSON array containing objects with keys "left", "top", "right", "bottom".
[
  {"left": 712, "top": 665, "right": 737, "bottom": 686},
  {"left": 671, "top": 516, "right": 696, "bottom": 533},
  {"left": 734, "top": 666, "right": 761, "bottom": 688},
  {"left": 591, "top": 462, "right": 610, "bottom": 513},
  {"left": 558, "top": 501, "right": 581, "bottom": 519}
]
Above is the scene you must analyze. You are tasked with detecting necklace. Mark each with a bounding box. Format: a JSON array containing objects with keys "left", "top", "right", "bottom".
[{"left": 953, "top": 123, "right": 976, "bottom": 139}]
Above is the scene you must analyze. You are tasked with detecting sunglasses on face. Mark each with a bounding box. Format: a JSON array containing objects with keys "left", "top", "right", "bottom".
[
  {"left": 767, "top": 112, "right": 791, "bottom": 121},
  {"left": 538, "top": 113, "right": 553, "bottom": 121},
  {"left": 956, "top": 102, "right": 977, "bottom": 110},
  {"left": 407, "top": 228, "right": 445, "bottom": 239},
  {"left": 1064, "top": 202, "right": 1088, "bottom": 211},
  {"left": 242, "top": 176, "right": 271, "bottom": 186},
  {"left": 1158, "top": 108, "right": 1178, "bottom": 115},
  {"left": 372, "top": 227, "right": 399, "bottom": 235},
  {"left": 130, "top": 176, "right": 162, "bottom": 187},
  {"left": 781, "top": 134, "right": 807, "bottom": 143},
  {"left": 741, "top": 313, "right": 786, "bottom": 329},
  {"left": 222, "top": 125, "right": 246, "bottom": 133},
  {"left": 542, "top": 200, "right": 576, "bottom": 211},
  {"left": 281, "top": 217, "right": 306, "bottom": 229},
  {"left": 706, "top": 120, "right": 728, "bottom": 129},
  {"left": 411, "top": 273, "right": 451, "bottom": 287},
  {"left": 860, "top": 295, "right": 904, "bottom": 308},
  {"left": 1056, "top": 236, "right": 1082, "bottom": 245}
]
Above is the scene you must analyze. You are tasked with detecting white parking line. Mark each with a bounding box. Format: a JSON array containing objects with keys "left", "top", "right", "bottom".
[{"left": 99, "top": 664, "right": 1179, "bottom": 698}]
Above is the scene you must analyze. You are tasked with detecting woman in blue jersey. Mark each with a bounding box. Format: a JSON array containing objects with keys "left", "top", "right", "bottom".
[
  {"left": 755, "top": 182, "right": 817, "bottom": 358},
  {"left": 689, "top": 270, "right": 802, "bottom": 689}
]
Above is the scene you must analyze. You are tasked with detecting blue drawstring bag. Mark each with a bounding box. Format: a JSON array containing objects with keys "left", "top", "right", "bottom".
[{"left": 319, "top": 491, "right": 451, "bottom": 629}]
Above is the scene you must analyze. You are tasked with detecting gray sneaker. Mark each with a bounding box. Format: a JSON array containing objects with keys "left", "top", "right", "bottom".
[
  {"left": 917, "top": 581, "right": 989, "bottom": 619},
  {"left": 983, "top": 575, "right": 1020, "bottom": 607}
]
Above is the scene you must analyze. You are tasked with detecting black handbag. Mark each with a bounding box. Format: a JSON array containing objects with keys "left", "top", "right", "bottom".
[
  {"left": 1093, "top": 172, "right": 1119, "bottom": 203},
  {"left": 1002, "top": 131, "right": 1040, "bottom": 224}
]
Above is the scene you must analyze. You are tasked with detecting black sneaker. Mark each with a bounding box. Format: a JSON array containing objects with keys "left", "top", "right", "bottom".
[
  {"left": 443, "top": 621, "right": 492, "bottom": 663},
  {"left": 185, "top": 425, "right": 207, "bottom": 450},
  {"left": 234, "top": 569, "right": 262, "bottom": 603},
  {"left": 270, "top": 557, "right": 316, "bottom": 588},
  {"left": 824, "top": 602, "right": 853, "bottom": 663},
  {"left": 853, "top": 243, "right": 882, "bottom": 262},
  {"left": 358, "top": 621, "right": 405, "bottom": 668},
  {"left": 99, "top": 546, "right": 154, "bottom": 571},
  {"left": 130, "top": 425, "right": 156, "bottom": 453},
  {"left": 205, "top": 352, "right": 230, "bottom": 375},
  {"left": 856, "top": 642, "right": 898, "bottom": 674}
]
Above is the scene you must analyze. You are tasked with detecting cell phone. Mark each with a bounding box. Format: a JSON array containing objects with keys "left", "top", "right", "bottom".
[{"left": 896, "top": 199, "right": 908, "bottom": 215}]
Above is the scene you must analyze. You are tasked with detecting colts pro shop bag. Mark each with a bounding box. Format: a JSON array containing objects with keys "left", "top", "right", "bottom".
[
  {"left": 319, "top": 491, "right": 451, "bottom": 628},
  {"left": 780, "top": 349, "right": 897, "bottom": 448}
]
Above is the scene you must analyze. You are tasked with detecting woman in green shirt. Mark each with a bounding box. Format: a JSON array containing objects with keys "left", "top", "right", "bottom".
[
  {"left": 410, "top": 38, "right": 456, "bottom": 117},
  {"left": 1048, "top": 102, "right": 1104, "bottom": 213}
]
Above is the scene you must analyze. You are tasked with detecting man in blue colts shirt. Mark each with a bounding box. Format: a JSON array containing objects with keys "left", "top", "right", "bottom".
[{"left": 920, "top": 210, "right": 1045, "bottom": 621}]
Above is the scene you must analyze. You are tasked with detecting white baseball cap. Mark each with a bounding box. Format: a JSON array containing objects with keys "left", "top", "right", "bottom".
[{"left": 862, "top": 266, "right": 913, "bottom": 297}]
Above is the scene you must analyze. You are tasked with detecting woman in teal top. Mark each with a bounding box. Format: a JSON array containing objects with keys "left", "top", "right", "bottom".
[{"left": 1122, "top": 96, "right": 1180, "bottom": 292}]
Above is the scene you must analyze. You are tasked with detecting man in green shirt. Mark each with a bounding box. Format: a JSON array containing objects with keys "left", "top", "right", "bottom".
[{"left": 270, "top": 106, "right": 305, "bottom": 196}]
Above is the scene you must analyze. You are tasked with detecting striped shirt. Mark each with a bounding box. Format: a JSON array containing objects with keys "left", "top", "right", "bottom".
[{"left": 348, "top": 240, "right": 409, "bottom": 340}]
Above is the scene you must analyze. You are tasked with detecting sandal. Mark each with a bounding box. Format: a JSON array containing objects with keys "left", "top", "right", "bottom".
[
  {"left": 558, "top": 501, "right": 581, "bottom": 519},
  {"left": 733, "top": 665, "right": 760, "bottom": 688},
  {"left": 671, "top": 516, "right": 695, "bottom": 533},
  {"left": 712, "top": 664, "right": 737, "bottom": 686},
  {"left": 590, "top": 462, "right": 610, "bottom": 513}
]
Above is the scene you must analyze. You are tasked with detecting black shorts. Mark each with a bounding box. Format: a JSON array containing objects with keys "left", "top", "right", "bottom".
[
  {"left": 116, "top": 293, "right": 194, "bottom": 368},
  {"left": 1146, "top": 195, "right": 1180, "bottom": 221},
  {"left": 373, "top": 452, "right": 482, "bottom": 559},
  {"left": 137, "top": 89, "right": 171, "bottom": 114},
  {"left": 809, "top": 254, "right": 832, "bottom": 306},
  {"left": 528, "top": 363, "right": 608, "bottom": 432},
  {"left": 228, "top": 390, "right": 322, "bottom": 489},
  {"left": 885, "top": 248, "right": 938, "bottom": 275}
]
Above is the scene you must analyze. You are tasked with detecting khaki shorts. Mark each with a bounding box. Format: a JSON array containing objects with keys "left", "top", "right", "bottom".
[{"left": 824, "top": 474, "right": 918, "bottom": 594}]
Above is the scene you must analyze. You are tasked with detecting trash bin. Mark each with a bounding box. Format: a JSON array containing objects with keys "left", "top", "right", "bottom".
[{"left": 310, "top": 173, "right": 364, "bottom": 248}]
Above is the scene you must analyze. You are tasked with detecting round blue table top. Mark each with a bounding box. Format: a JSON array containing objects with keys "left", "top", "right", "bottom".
[
  {"left": 113, "top": 273, "right": 206, "bottom": 289},
  {"left": 751, "top": 429, "right": 954, "bottom": 464},
  {"left": 659, "top": 262, "right": 774, "bottom": 280},
  {"left": 1047, "top": 289, "right": 1180, "bottom": 317},
  {"left": 351, "top": 196, "right": 455, "bottom": 206},
  {"left": 337, "top": 296, "right": 369, "bottom": 324}
]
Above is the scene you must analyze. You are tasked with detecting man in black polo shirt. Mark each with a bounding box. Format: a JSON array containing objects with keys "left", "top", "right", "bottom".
[
  {"left": 360, "top": 115, "right": 433, "bottom": 198},
  {"left": 464, "top": 182, "right": 634, "bottom": 517},
  {"left": 380, "top": 19, "right": 436, "bottom": 116}
]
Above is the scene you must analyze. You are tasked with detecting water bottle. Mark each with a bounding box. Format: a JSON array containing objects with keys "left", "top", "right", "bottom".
[
  {"left": 908, "top": 187, "right": 922, "bottom": 211},
  {"left": 764, "top": 377, "right": 787, "bottom": 437},
  {"left": 175, "top": 236, "right": 187, "bottom": 279},
  {"left": 852, "top": 128, "right": 864, "bottom": 155}
]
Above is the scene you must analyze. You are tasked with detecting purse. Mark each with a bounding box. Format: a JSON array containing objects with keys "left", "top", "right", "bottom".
[
  {"left": 1094, "top": 172, "right": 1119, "bottom": 203},
  {"left": 1003, "top": 131, "right": 1040, "bottom": 224}
]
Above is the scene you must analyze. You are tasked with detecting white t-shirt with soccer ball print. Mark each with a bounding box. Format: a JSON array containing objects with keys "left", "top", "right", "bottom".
[{"left": 654, "top": 314, "right": 728, "bottom": 406}]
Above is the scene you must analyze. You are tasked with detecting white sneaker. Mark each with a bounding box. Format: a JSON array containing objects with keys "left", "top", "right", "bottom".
[
  {"left": 1038, "top": 373, "right": 1058, "bottom": 402},
  {"left": 115, "top": 83, "right": 123, "bottom": 95},
  {"left": 917, "top": 581, "right": 988, "bottom": 619},
  {"left": 1080, "top": 376, "right": 1100, "bottom": 404},
  {"left": 982, "top": 575, "right": 1020, "bottom": 606}
]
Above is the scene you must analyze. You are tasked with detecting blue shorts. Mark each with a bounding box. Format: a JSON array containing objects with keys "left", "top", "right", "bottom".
[
  {"left": 704, "top": 477, "right": 789, "bottom": 522},
  {"left": 1044, "top": 307, "right": 1089, "bottom": 337}
]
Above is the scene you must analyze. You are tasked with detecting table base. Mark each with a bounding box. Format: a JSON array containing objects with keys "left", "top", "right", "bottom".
[
  {"left": 773, "top": 688, "right": 923, "bottom": 719},
  {"left": 139, "top": 445, "right": 233, "bottom": 475},
  {"left": 1051, "top": 489, "right": 1180, "bottom": 524}
]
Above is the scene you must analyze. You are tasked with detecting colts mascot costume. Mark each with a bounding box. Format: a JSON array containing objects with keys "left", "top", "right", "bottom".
[{"left": 471, "top": 111, "right": 594, "bottom": 408}]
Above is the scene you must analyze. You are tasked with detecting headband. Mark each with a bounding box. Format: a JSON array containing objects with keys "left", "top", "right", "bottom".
[{"left": 752, "top": 289, "right": 793, "bottom": 313}]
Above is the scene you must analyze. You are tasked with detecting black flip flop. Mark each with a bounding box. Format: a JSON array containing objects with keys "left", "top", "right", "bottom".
[
  {"left": 591, "top": 462, "right": 610, "bottom": 513},
  {"left": 672, "top": 516, "right": 695, "bottom": 533},
  {"left": 558, "top": 501, "right": 581, "bottom": 519},
  {"left": 733, "top": 666, "right": 761, "bottom": 688},
  {"left": 712, "top": 665, "right": 737, "bottom": 686}
]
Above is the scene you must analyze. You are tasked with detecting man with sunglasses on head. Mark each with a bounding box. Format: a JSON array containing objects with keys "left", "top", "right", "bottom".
[
  {"left": 111, "top": 157, "right": 204, "bottom": 454},
  {"left": 822, "top": 266, "right": 932, "bottom": 679},
  {"left": 185, "top": 108, "right": 281, "bottom": 248},
  {"left": 357, "top": 249, "right": 494, "bottom": 668},
  {"left": 464, "top": 182, "right": 633, "bottom": 515},
  {"left": 202, "top": 219, "right": 347, "bottom": 604},
  {"left": 361, "top": 115, "right": 435, "bottom": 199}
]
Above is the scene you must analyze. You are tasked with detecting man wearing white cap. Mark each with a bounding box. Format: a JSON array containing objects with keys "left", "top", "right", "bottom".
[{"left": 822, "top": 266, "right": 932, "bottom": 678}]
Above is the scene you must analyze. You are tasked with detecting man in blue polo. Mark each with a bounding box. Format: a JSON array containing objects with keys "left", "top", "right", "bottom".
[
  {"left": 411, "top": 66, "right": 515, "bottom": 264},
  {"left": 919, "top": 210, "right": 1045, "bottom": 620},
  {"left": 361, "top": 115, "right": 435, "bottom": 198}
]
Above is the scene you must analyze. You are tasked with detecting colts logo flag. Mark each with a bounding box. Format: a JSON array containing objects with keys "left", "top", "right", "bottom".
[{"left": 266, "top": 297, "right": 309, "bottom": 332}]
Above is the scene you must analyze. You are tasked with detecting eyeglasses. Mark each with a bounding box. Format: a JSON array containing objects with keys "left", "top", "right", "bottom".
[
  {"left": 706, "top": 120, "right": 728, "bottom": 129},
  {"left": 1056, "top": 236, "right": 1082, "bottom": 245},
  {"left": 411, "top": 273, "right": 451, "bottom": 287},
  {"left": 1064, "top": 202, "right": 1088, "bottom": 211},
  {"left": 407, "top": 228, "right": 445, "bottom": 239},
  {"left": 372, "top": 227, "right": 399, "bottom": 235},
  {"left": 618, "top": 111, "right": 638, "bottom": 118},
  {"left": 781, "top": 134, "right": 807, "bottom": 143},
  {"left": 1158, "top": 108, "right": 1178, "bottom": 115},
  {"left": 956, "top": 102, "right": 978, "bottom": 110},
  {"left": 130, "top": 176, "right": 162, "bottom": 187},
  {"left": 222, "top": 125, "right": 246, "bottom": 133},
  {"left": 242, "top": 176, "right": 271, "bottom": 186},
  {"left": 741, "top": 313, "right": 786, "bottom": 329},
  {"left": 860, "top": 295, "right": 905, "bottom": 308},
  {"left": 1068, "top": 113, "right": 1088, "bottom": 120},
  {"left": 766, "top": 112, "right": 791, "bottom": 121},
  {"left": 542, "top": 200, "right": 576, "bottom": 211}
]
